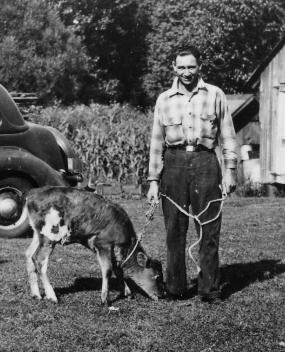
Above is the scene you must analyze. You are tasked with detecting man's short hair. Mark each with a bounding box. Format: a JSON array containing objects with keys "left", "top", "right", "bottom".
[{"left": 172, "top": 44, "right": 201, "bottom": 65}]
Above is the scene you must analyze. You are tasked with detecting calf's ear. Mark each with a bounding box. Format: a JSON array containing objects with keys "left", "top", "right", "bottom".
[{"left": 137, "top": 252, "right": 148, "bottom": 267}]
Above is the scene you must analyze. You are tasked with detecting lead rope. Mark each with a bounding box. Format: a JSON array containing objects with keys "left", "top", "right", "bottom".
[
  {"left": 120, "top": 200, "right": 160, "bottom": 268},
  {"left": 120, "top": 187, "right": 226, "bottom": 272},
  {"left": 160, "top": 186, "right": 227, "bottom": 274}
]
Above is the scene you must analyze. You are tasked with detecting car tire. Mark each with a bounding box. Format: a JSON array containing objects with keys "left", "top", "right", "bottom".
[{"left": 0, "top": 176, "right": 34, "bottom": 238}]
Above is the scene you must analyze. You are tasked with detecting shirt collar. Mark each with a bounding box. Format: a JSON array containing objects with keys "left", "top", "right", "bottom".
[{"left": 167, "top": 77, "right": 207, "bottom": 97}]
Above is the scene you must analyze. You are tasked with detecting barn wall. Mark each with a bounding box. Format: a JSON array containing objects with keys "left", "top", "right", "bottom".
[
  {"left": 260, "top": 45, "right": 285, "bottom": 184},
  {"left": 235, "top": 105, "right": 261, "bottom": 183}
]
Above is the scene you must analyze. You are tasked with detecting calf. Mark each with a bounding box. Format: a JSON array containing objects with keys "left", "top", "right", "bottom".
[{"left": 25, "top": 186, "right": 164, "bottom": 306}]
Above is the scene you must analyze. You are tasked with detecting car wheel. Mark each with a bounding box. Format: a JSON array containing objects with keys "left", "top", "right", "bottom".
[{"left": 0, "top": 176, "right": 34, "bottom": 238}]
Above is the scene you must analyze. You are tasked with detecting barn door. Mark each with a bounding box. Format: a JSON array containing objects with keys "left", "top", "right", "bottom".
[{"left": 274, "top": 83, "right": 285, "bottom": 174}]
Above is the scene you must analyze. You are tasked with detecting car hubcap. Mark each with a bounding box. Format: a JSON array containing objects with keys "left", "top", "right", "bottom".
[
  {"left": 0, "top": 187, "right": 23, "bottom": 225},
  {"left": 0, "top": 198, "right": 18, "bottom": 218}
]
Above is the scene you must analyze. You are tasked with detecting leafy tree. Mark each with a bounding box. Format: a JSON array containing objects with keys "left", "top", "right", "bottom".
[
  {"left": 1, "top": 0, "right": 284, "bottom": 106},
  {"left": 56, "top": 0, "right": 150, "bottom": 105},
  {"left": 140, "top": 0, "right": 285, "bottom": 103},
  {"left": 0, "top": 0, "right": 90, "bottom": 103}
]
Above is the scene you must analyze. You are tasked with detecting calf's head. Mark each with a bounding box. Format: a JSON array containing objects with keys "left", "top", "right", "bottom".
[{"left": 126, "top": 252, "right": 165, "bottom": 300}]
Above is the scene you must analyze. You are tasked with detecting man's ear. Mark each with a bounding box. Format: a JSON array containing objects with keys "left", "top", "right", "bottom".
[
  {"left": 137, "top": 252, "right": 148, "bottom": 267},
  {"left": 172, "top": 61, "right": 177, "bottom": 73}
]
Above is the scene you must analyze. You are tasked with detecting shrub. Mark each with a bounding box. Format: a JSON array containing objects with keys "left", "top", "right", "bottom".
[{"left": 236, "top": 181, "right": 267, "bottom": 197}]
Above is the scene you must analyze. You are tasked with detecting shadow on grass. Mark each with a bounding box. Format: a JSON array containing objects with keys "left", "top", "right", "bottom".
[
  {"left": 0, "top": 259, "right": 10, "bottom": 264},
  {"left": 55, "top": 259, "right": 285, "bottom": 302},
  {"left": 220, "top": 259, "right": 285, "bottom": 299},
  {"left": 55, "top": 277, "right": 119, "bottom": 296},
  {"left": 55, "top": 277, "right": 150, "bottom": 302}
]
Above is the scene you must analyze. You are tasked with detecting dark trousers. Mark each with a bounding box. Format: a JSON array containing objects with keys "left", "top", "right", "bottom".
[{"left": 161, "top": 148, "right": 222, "bottom": 298}]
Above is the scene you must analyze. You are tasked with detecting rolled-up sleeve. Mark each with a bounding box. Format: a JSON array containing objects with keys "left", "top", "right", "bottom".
[
  {"left": 148, "top": 96, "right": 165, "bottom": 181},
  {"left": 218, "top": 90, "right": 238, "bottom": 169}
]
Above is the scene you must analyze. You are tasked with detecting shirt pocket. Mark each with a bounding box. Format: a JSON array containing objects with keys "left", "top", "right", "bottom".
[
  {"left": 162, "top": 114, "right": 184, "bottom": 143},
  {"left": 200, "top": 114, "right": 218, "bottom": 137},
  {"left": 162, "top": 114, "right": 182, "bottom": 126}
]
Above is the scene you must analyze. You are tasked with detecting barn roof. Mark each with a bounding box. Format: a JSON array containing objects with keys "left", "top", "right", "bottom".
[
  {"left": 246, "top": 36, "right": 285, "bottom": 89},
  {"left": 227, "top": 94, "right": 257, "bottom": 119},
  {"left": 227, "top": 94, "right": 259, "bottom": 133}
]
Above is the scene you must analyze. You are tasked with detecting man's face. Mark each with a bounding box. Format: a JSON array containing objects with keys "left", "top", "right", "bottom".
[{"left": 173, "top": 54, "right": 200, "bottom": 89}]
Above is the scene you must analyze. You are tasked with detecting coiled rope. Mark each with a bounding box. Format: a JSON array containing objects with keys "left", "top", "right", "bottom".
[{"left": 160, "top": 189, "right": 227, "bottom": 274}]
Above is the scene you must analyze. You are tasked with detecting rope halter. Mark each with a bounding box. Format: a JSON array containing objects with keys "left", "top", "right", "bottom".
[{"left": 120, "top": 200, "right": 160, "bottom": 268}]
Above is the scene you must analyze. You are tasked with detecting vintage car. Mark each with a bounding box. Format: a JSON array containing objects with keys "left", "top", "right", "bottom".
[{"left": 0, "top": 84, "right": 83, "bottom": 238}]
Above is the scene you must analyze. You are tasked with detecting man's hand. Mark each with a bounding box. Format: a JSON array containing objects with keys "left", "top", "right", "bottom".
[
  {"left": 223, "top": 168, "right": 237, "bottom": 195},
  {"left": 147, "top": 181, "right": 159, "bottom": 203}
]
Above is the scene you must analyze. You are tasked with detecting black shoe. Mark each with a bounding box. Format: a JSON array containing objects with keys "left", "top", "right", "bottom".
[
  {"left": 200, "top": 296, "right": 222, "bottom": 305},
  {"left": 165, "top": 292, "right": 185, "bottom": 301}
]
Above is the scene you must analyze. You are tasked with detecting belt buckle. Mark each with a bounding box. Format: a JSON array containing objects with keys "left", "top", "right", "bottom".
[{"left": 186, "top": 145, "right": 195, "bottom": 152}]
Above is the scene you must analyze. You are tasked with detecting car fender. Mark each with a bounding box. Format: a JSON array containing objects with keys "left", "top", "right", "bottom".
[
  {"left": 46, "top": 126, "right": 76, "bottom": 159},
  {"left": 0, "top": 147, "right": 68, "bottom": 187},
  {"left": 46, "top": 126, "right": 82, "bottom": 172}
]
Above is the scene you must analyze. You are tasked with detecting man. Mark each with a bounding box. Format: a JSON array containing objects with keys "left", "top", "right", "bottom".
[{"left": 147, "top": 45, "right": 237, "bottom": 303}]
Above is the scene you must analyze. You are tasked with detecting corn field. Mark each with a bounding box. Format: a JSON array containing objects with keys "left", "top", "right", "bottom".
[{"left": 28, "top": 103, "right": 153, "bottom": 185}]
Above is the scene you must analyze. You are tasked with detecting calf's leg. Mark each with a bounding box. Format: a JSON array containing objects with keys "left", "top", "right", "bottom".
[
  {"left": 113, "top": 266, "right": 133, "bottom": 299},
  {"left": 36, "top": 240, "right": 57, "bottom": 302},
  {"left": 25, "top": 230, "right": 41, "bottom": 300},
  {"left": 96, "top": 247, "right": 113, "bottom": 306},
  {"left": 112, "top": 245, "right": 133, "bottom": 299}
]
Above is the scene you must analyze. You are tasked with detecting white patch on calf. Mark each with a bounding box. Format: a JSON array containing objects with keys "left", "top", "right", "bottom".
[{"left": 41, "top": 207, "right": 70, "bottom": 242}]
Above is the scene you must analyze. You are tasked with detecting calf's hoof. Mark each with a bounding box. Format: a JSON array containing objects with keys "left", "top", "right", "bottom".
[
  {"left": 101, "top": 301, "right": 111, "bottom": 308},
  {"left": 31, "top": 294, "right": 42, "bottom": 301},
  {"left": 115, "top": 291, "right": 135, "bottom": 301},
  {"left": 149, "top": 294, "right": 159, "bottom": 301},
  {"left": 101, "top": 298, "right": 111, "bottom": 307},
  {"left": 45, "top": 295, "right": 58, "bottom": 303},
  {"left": 127, "top": 292, "right": 135, "bottom": 300}
]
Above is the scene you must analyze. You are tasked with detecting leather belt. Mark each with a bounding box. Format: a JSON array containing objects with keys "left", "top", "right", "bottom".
[{"left": 166, "top": 144, "right": 214, "bottom": 153}]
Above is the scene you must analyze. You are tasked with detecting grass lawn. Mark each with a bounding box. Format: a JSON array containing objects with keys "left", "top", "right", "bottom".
[{"left": 0, "top": 196, "right": 284, "bottom": 352}]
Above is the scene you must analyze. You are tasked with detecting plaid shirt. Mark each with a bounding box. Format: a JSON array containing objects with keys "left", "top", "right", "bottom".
[{"left": 148, "top": 77, "right": 238, "bottom": 181}]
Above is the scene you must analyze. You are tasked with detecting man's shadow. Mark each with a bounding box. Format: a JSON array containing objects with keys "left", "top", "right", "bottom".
[
  {"left": 220, "top": 259, "right": 284, "bottom": 298},
  {"left": 185, "top": 259, "right": 285, "bottom": 299}
]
